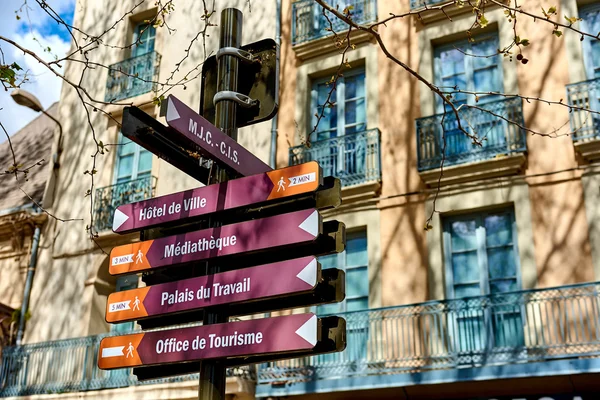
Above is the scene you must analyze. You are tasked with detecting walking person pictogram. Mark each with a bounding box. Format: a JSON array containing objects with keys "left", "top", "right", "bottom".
[
  {"left": 135, "top": 250, "right": 144, "bottom": 264},
  {"left": 126, "top": 342, "right": 134, "bottom": 358},
  {"left": 132, "top": 296, "right": 140, "bottom": 311},
  {"left": 277, "top": 176, "right": 286, "bottom": 192}
]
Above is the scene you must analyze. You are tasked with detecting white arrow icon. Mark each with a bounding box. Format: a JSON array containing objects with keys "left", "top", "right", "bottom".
[
  {"left": 296, "top": 259, "right": 317, "bottom": 287},
  {"left": 298, "top": 210, "right": 319, "bottom": 238},
  {"left": 101, "top": 346, "right": 125, "bottom": 358},
  {"left": 295, "top": 314, "right": 317, "bottom": 347},
  {"left": 166, "top": 96, "right": 181, "bottom": 122},
  {"left": 112, "top": 208, "right": 130, "bottom": 231}
]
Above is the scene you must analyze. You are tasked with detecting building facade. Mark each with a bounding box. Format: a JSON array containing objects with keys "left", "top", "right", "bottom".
[{"left": 2, "top": 0, "right": 600, "bottom": 399}]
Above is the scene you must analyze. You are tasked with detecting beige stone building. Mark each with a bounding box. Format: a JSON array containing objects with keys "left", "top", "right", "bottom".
[{"left": 3, "top": 0, "right": 600, "bottom": 399}]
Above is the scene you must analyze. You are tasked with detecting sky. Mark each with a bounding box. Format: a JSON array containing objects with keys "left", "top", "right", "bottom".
[{"left": 0, "top": 0, "right": 75, "bottom": 141}]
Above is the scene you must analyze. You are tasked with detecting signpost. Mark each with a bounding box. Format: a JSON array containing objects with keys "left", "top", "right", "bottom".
[
  {"left": 109, "top": 208, "right": 321, "bottom": 275},
  {"left": 164, "top": 95, "right": 272, "bottom": 177},
  {"left": 99, "top": 8, "right": 348, "bottom": 400},
  {"left": 99, "top": 313, "right": 326, "bottom": 370},
  {"left": 112, "top": 162, "right": 321, "bottom": 233}
]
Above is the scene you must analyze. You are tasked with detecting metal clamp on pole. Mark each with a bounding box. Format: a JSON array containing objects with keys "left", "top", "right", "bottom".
[
  {"left": 216, "top": 47, "right": 255, "bottom": 63},
  {"left": 213, "top": 91, "right": 258, "bottom": 109}
]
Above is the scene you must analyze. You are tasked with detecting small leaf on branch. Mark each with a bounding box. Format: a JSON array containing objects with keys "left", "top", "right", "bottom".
[{"left": 553, "top": 29, "right": 563, "bottom": 37}]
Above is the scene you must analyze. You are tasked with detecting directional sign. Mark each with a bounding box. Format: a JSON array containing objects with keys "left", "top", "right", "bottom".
[
  {"left": 99, "top": 313, "right": 321, "bottom": 369},
  {"left": 165, "top": 95, "right": 271, "bottom": 176},
  {"left": 109, "top": 208, "right": 321, "bottom": 276},
  {"left": 106, "top": 257, "right": 318, "bottom": 323},
  {"left": 112, "top": 162, "right": 321, "bottom": 234}
]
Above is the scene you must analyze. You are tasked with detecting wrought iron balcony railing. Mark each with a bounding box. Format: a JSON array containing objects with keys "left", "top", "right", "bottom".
[
  {"left": 292, "top": 0, "right": 377, "bottom": 45},
  {"left": 104, "top": 52, "right": 161, "bottom": 102},
  {"left": 258, "top": 282, "right": 600, "bottom": 388},
  {"left": 0, "top": 331, "right": 254, "bottom": 397},
  {"left": 566, "top": 77, "right": 600, "bottom": 142},
  {"left": 93, "top": 176, "right": 156, "bottom": 232},
  {"left": 416, "top": 98, "right": 527, "bottom": 171},
  {"left": 289, "top": 129, "right": 381, "bottom": 187}
]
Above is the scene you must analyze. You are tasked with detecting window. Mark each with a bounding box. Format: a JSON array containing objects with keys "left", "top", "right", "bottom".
[
  {"left": 131, "top": 22, "right": 156, "bottom": 57},
  {"left": 317, "top": 230, "right": 369, "bottom": 315},
  {"left": 443, "top": 208, "right": 524, "bottom": 353},
  {"left": 581, "top": 5, "right": 600, "bottom": 80},
  {"left": 311, "top": 68, "right": 366, "bottom": 141},
  {"left": 309, "top": 68, "right": 367, "bottom": 179},
  {"left": 114, "top": 134, "right": 152, "bottom": 185},
  {"left": 434, "top": 34, "right": 503, "bottom": 111},
  {"left": 315, "top": 230, "right": 369, "bottom": 369},
  {"left": 433, "top": 34, "right": 510, "bottom": 158}
]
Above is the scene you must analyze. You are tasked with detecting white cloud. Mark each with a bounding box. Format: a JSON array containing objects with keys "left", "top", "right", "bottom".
[{"left": 0, "top": 0, "right": 74, "bottom": 141}]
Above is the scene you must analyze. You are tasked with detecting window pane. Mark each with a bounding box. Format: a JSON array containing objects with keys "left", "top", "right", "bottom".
[
  {"left": 454, "top": 283, "right": 481, "bottom": 298},
  {"left": 472, "top": 37, "right": 499, "bottom": 69},
  {"left": 347, "top": 233, "right": 368, "bottom": 266},
  {"left": 347, "top": 267, "right": 368, "bottom": 298},
  {"left": 452, "top": 251, "right": 479, "bottom": 283},
  {"left": 317, "top": 302, "right": 340, "bottom": 315},
  {"left": 440, "top": 49, "right": 465, "bottom": 76},
  {"left": 319, "top": 253, "right": 337, "bottom": 270},
  {"left": 487, "top": 247, "right": 516, "bottom": 279},
  {"left": 473, "top": 67, "right": 500, "bottom": 93},
  {"left": 450, "top": 220, "right": 477, "bottom": 251},
  {"left": 485, "top": 214, "right": 512, "bottom": 247},
  {"left": 117, "top": 155, "right": 133, "bottom": 179},
  {"left": 315, "top": 83, "right": 337, "bottom": 137},
  {"left": 138, "top": 150, "right": 153, "bottom": 174},
  {"left": 490, "top": 278, "right": 518, "bottom": 294},
  {"left": 347, "top": 297, "right": 369, "bottom": 312},
  {"left": 345, "top": 73, "right": 365, "bottom": 99},
  {"left": 119, "top": 140, "right": 135, "bottom": 156}
]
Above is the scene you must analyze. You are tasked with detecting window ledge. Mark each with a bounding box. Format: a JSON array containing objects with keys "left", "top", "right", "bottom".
[
  {"left": 574, "top": 139, "right": 600, "bottom": 162},
  {"left": 293, "top": 29, "right": 375, "bottom": 61},
  {"left": 413, "top": 0, "right": 508, "bottom": 26},
  {"left": 102, "top": 92, "right": 157, "bottom": 118},
  {"left": 419, "top": 153, "right": 526, "bottom": 187}
]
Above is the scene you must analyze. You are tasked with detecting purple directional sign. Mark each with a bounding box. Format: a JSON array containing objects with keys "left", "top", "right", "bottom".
[
  {"left": 99, "top": 313, "right": 319, "bottom": 369},
  {"left": 111, "top": 162, "right": 321, "bottom": 234},
  {"left": 109, "top": 208, "right": 321, "bottom": 275},
  {"left": 165, "top": 95, "right": 271, "bottom": 176},
  {"left": 106, "top": 257, "right": 318, "bottom": 323}
]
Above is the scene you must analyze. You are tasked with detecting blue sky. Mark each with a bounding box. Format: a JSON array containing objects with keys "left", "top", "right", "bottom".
[{"left": 1, "top": 0, "right": 75, "bottom": 140}]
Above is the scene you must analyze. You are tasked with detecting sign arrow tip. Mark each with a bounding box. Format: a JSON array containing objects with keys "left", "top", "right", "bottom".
[
  {"left": 113, "top": 208, "right": 130, "bottom": 231},
  {"left": 296, "top": 258, "right": 317, "bottom": 287},
  {"left": 298, "top": 211, "right": 319, "bottom": 238},
  {"left": 295, "top": 314, "right": 317, "bottom": 347},
  {"left": 166, "top": 96, "right": 181, "bottom": 122}
]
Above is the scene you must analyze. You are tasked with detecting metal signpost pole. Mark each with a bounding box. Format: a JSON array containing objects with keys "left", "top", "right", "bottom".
[{"left": 199, "top": 8, "right": 242, "bottom": 400}]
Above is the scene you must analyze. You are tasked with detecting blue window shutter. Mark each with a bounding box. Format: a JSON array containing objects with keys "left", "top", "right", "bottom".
[
  {"left": 114, "top": 133, "right": 152, "bottom": 184},
  {"left": 580, "top": 4, "right": 600, "bottom": 79}
]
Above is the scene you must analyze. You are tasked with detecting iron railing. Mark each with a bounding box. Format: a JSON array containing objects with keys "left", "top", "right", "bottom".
[
  {"left": 104, "top": 52, "right": 161, "bottom": 102},
  {"left": 410, "top": 0, "right": 447, "bottom": 9},
  {"left": 416, "top": 98, "right": 527, "bottom": 171},
  {"left": 93, "top": 176, "right": 156, "bottom": 232},
  {"left": 289, "top": 129, "right": 381, "bottom": 187},
  {"left": 292, "top": 0, "right": 377, "bottom": 45},
  {"left": 0, "top": 331, "right": 254, "bottom": 397},
  {"left": 566, "top": 78, "right": 600, "bottom": 142},
  {"left": 258, "top": 282, "right": 600, "bottom": 385}
]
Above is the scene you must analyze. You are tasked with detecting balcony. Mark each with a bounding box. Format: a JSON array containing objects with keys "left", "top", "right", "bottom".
[
  {"left": 0, "top": 332, "right": 254, "bottom": 397},
  {"left": 257, "top": 282, "right": 600, "bottom": 397},
  {"left": 416, "top": 98, "right": 527, "bottom": 186},
  {"left": 104, "top": 52, "right": 161, "bottom": 102},
  {"left": 291, "top": 0, "right": 377, "bottom": 60},
  {"left": 289, "top": 129, "right": 381, "bottom": 199},
  {"left": 567, "top": 78, "right": 600, "bottom": 162},
  {"left": 93, "top": 176, "right": 156, "bottom": 233}
]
